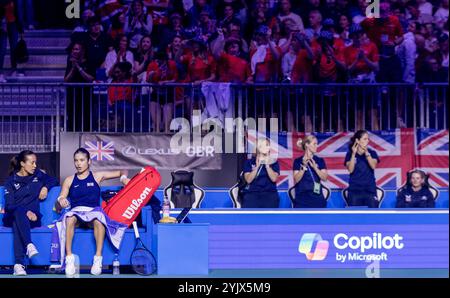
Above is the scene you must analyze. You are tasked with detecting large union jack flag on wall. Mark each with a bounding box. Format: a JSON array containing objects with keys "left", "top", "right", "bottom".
[{"left": 247, "top": 129, "right": 449, "bottom": 190}]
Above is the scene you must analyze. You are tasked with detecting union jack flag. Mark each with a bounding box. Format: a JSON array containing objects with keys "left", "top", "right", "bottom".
[
  {"left": 84, "top": 141, "right": 115, "bottom": 161},
  {"left": 247, "top": 129, "right": 449, "bottom": 190},
  {"left": 85, "top": 0, "right": 124, "bottom": 23}
]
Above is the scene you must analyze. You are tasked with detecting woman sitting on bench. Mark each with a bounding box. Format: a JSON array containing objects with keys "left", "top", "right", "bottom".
[
  {"left": 2, "top": 150, "right": 58, "bottom": 276},
  {"left": 55, "top": 148, "right": 130, "bottom": 277}
]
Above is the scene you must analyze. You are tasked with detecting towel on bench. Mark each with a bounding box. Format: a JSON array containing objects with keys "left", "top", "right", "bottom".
[{"left": 50, "top": 206, "right": 127, "bottom": 267}]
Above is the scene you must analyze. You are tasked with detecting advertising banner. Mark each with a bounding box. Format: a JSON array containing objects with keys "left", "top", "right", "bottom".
[{"left": 80, "top": 133, "right": 222, "bottom": 170}]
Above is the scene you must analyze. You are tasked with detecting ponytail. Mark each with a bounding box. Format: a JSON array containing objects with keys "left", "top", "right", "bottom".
[
  {"left": 8, "top": 150, "right": 35, "bottom": 176},
  {"left": 8, "top": 156, "right": 19, "bottom": 176},
  {"left": 296, "top": 135, "right": 317, "bottom": 151},
  {"left": 348, "top": 130, "right": 369, "bottom": 151}
]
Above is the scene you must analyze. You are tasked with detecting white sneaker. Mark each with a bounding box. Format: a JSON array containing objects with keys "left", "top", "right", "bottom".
[
  {"left": 90, "top": 255, "right": 103, "bottom": 276},
  {"left": 26, "top": 243, "right": 39, "bottom": 258},
  {"left": 13, "top": 264, "right": 27, "bottom": 276},
  {"left": 65, "top": 254, "right": 76, "bottom": 277}
]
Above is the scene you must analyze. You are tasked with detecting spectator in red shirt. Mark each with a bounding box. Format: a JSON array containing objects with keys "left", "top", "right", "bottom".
[
  {"left": 177, "top": 38, "right": 216, "bottom": 84},
  {"left": 107, "top": 9, "right": 127, "bottom": 41},
  {"left": 146, "top": 51, "right": 179, "bottom": 132},
  {"left": 249, "top": 25, "right": 282, "bottom": 83},
  {"left": 108, "top": 62, "right": 134, "bottom": 105},
  {"left": 344, "top": 24, "right": 381, "bottom": 130},
  {"left": 322, "top": 18, "right": 346, "bottom": 54},
  {"left": 338, "top": 14, "right": 351, "bottom": 45},
  {"left": 344, "top": 24, "right": 379, "bottom": 83},
  {"left": 212, "top": 28, "right": 251, "bottom": 83},
  {"left": 176, "top": 37, "right": 216, "bottom": 116},
  {"left": 313, "top": 30, "right": 346, "bottom": 83},
  {"left": 287, "top": 33, "right": 315, "bottom": 83},
  {"left": 281, "top": 32, "right": 315, "bottom": 131},
  {"left": 0, "top": 0, "right": 24, "bottom": 81},
  {"left": 107, "top": 61, "right": 136, "bottom": 132},
  {"left": 361, "top": 2, "right": 403, "bottom": 82}
]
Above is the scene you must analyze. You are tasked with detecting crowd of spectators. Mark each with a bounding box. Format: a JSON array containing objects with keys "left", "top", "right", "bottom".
[{"left": 64, "top": 0, "right": 449, "bottom": 87}]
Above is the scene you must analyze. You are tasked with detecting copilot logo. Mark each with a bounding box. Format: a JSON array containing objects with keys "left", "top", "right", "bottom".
[{"left": 298, "top": 233, "right": 330, "bottom": 261}]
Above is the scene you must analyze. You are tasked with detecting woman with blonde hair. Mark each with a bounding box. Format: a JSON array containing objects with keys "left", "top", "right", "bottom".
[
  {"left": 292, "top": 135, "right": 328, "bottom": 208},
  {"left": 242, "top": 138, "right": 280, "bottom": 208}
]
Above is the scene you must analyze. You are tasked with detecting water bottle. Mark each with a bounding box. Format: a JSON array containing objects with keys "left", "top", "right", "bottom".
[
  {"left": 162, "top": 197, "right": 170, "bottom": 218},
  {"left": 112, "top": 254, "right": 120, "bottom": 275}
]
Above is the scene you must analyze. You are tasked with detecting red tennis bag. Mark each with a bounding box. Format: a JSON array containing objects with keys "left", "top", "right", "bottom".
[{"left": 102, "top": 166, "right": 161, "bottom": 227}]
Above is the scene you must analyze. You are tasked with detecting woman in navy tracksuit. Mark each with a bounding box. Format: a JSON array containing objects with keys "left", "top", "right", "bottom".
[
  {"left": 242, "top": 138, "right": 280, "bottom": 208},
  {"left": 396, "top": 170, "right": 435, "bottom": 208},
  {"left": 292, "top": 135, "right": 328, "bottom": 208},
  {"left": 2, "top": 150, "right": 58, "bottom": 276},
  {"left": 345, "top": 130, "right": 380, "bottom": 208},
  {"left": 56, "top": 148, "right": 129, "bottom": 276}
]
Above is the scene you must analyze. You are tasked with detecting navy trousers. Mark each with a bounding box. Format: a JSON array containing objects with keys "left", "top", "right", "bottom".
[
  {"left": 348, "top": 190, "right": 379, "bottom": 208},
  {"left": 294, "top": 191, "right": 327, "bottom": 208},
  {"left": 242, "top": 192, "right": 280, "bottom": 208},
  {"left": 2, "top": 206, "right": 41, "bottom": 265}
]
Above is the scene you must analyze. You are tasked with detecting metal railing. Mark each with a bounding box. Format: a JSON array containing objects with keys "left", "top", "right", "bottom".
[
  {"left": 0, "top": 84, "right": 63, "bottom": 153},
  {"left": 0, "top": 83, "right": 448, "bottom": 152}
]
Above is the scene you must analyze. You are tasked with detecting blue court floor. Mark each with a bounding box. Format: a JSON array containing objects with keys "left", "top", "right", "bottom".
[{"left": 0, "top": 268, "right": 448, "bottom": 278}]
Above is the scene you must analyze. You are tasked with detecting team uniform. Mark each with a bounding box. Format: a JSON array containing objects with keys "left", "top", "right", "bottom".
[
  {"left": 51, "top": 171, "right": 127, "bottom": 268},
  {"left": 68, "top": 171, "right": 101, "bottom": 210},
  {"left": 3, "top": 170, "right": 58, "bottom": 265},
  {"left": 242, "top": 157, "right": 280, "bottom": 208},
  {"left": 396, "top": 186, "right": 435, "bottom": 208},
  {"left": 344, "top": 149, "right": 380, "bottom": 208},
  {"left": 292, "top": 155, "right": 327, "bottom": 208}
]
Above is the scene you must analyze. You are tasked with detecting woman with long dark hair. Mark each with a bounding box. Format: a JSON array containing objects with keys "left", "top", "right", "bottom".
[
  {"left": 2, "top": 150, "right": 58, "bottom": 275},
  {"left": 103, "top": 34, "right": 134, "bottom": 78},
  {"left": 292, "top": 135, "right": 328, "bottom": 208},
  {"left": 345, "top": 130, "right": 380, "bottom": 207},
  {"left": 55, "top": 148, "right": 130, "bottom": 277},
  {"left": 124, "top": 0, "right": 153, "bottom": 51},
  {"left": 64, "top": 42, "right": 95, "bottom": 132}
]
